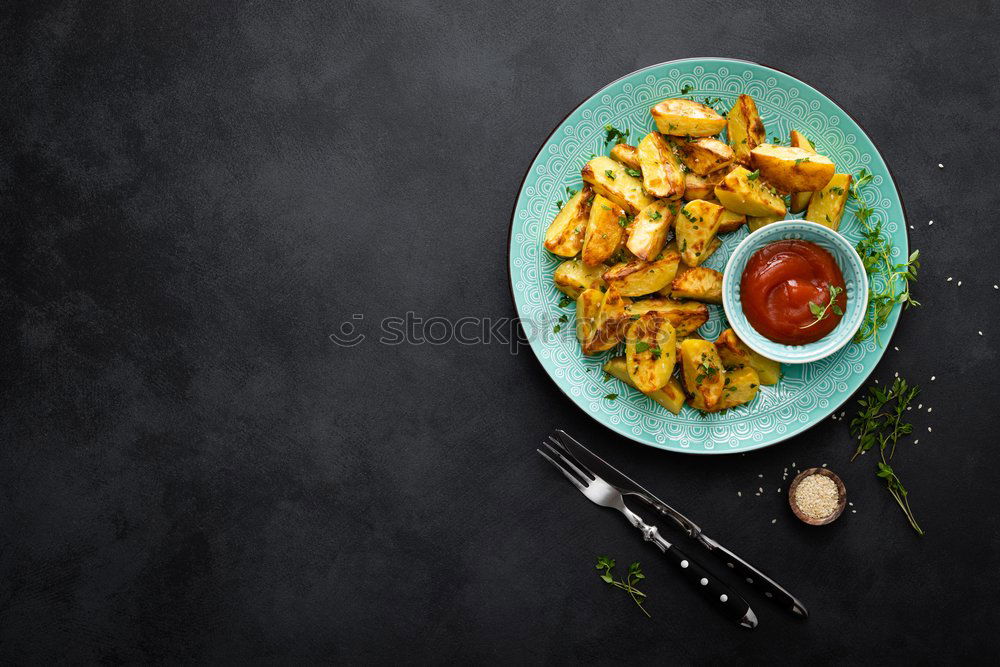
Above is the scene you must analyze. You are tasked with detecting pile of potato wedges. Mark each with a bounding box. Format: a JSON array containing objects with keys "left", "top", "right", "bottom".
[{"left": 544, "top": 93, "right": 850, "bottom": 414}]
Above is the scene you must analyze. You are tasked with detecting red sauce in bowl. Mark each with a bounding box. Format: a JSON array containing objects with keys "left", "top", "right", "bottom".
[{"left": 740, "top": 240, "right": 847, "bottom": 345}]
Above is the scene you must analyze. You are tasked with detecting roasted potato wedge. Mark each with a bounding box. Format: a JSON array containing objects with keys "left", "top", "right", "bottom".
[
  {"left": 625, "top": 312, "right": 677, "bottom": 392},
  {"left": 582, "top": 194, "right": 626, "bottom": 266},
  {"left": 683, "top": 169, "right": 726, "bottom": 200},
  {"left": 714, "top": 328, "right": 782, "bottom": 385},
  {"left": 676, "top": 200, "right": 724, "bottom": 266},
  {"left": 680, "top": 339, "right": 726, "bottom": 411},
  {"left": 637, "top": 132, "right": 685, "bottom": 199},
  {"left": 717, "top": 208, "right": 746, "bottom": 233},
  {"left": 609, "top": 143, "right": 641, "bottom": 171},
  {"left": 553, "top": 259, "right": 606, "bottom": 298},
  {"left": 789, "top": 130, "right": 817, "bottom": 213},
  {"left": 603, "top": 357, "right": 686, "bottom": 414},
  {"left": 651, "top": 98, "right": 727, "bottom": 137},
  {"left": 581, "top": 156, "right": 654, "bottom": 215},
  {"left": 746, "top": 213, "right": 786, "bottom": 233},
  {"left": 714, "top": 166, "right": 787, "bottom": 217},
  {"left": 727, "top": 94, "right": 766, "bottom": 166},
  {"left": 602, "top": 251, "right": 681, "bottom": 296},
  {"left": 575, "top": 288, "right": 603, "bottom": 345},
  {"left": 805, "top": 173, "right": 852, "bottom": 231},
  {"left": 750, "top": 144, "right": 835, "bottom": 193},
  {"left": 627, "top": 200, "right": 676, "bottom": 260},
  {"left": 544, "top": 185, "right": 592, "bottom": 257},
  {"left": 656, "top": 239, "right": 720, "bottom": 296},
  {"left": 624, "top": 297, "right": 708, "bottom": 337},
  {"left": 673, "top": 136, "right": 735, "bottom": 175},
  {"left": 582, "top": 286, "right": 631, "bottom": 354},
  {"left": 670, "top": 266, "right": 723, "bottom": 304},
  {"left": 689, "top": 366, "right": 760, "bottom": 412}
]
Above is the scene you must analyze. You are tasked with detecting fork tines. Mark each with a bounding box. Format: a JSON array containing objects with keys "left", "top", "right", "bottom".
[{"left": 538, "top": 433, "right": 595, "bottom": 489}]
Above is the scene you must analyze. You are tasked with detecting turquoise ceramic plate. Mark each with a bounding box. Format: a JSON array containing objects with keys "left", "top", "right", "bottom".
[{"left": 508, "top": 58, "right": 907, "bottom": 454}]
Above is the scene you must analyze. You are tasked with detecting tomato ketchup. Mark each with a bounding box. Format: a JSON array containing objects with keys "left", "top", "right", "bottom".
[{"left": 740, "top": 240, "right": 847, "bottom": 345}]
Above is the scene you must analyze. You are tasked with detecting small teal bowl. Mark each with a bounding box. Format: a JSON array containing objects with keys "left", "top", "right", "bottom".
[{"left": 721, "top": 221, "right": 869, "bottom": 364}]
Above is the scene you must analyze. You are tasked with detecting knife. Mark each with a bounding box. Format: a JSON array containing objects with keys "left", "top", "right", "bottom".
[{"left": 553, "top": 429, "right": 808, "bottom": 618}]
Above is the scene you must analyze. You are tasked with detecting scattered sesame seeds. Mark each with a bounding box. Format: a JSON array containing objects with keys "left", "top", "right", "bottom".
[
  {"left": 848, "top": 501, "right": 854, "bottom": 506},
  {"left": 792, "top": 474, "right": 840, "bottom": 520},
  {"left": 771, "top": 519, "right": 776, "bottom": 524},
  {"left": 947, "top": 277, "right": 953, "bottom": 282},
  {"left": 893, "top": 346, "right": 899, "bottom": 351},
  {"left": 931, "top": 376, "right": 936, "bottom": 381},
  {"left": 909, "top": 225, "right": 914, "bottom": 230},
  {"left": 938, "top": 163, "right": 944, "bottom": 168},
  {"left": 928, "top": 220, "right": 934, "bottom": 225},
  {"left": 979, "top": 331, "right": 983, "bottom": 336},
  {"left": 918, "top": 403, "right": 922, "bottom": 409},
  {"left": 927, "top": 407, "right": 932, "bottom": 413},
  {"left": 928, "top": 427, "right": 933, "bottom": 432},
  {"left": 777, "top": 488, "right": 781, "bottom": 493},
  {"left": 851, "top": 509, "right": 857, "bottom": 514},
  {"left": 758, "top": 487, "right": 763, "bottom": 493},
  {"left": 737, "top": 491, "right": 742, "bottom": 497},
  {"left": 958, "top": 281, "right": 962, "bottom": 286},
  {"left": 914, "top": 439, "right": 919, "bottom": 444}
]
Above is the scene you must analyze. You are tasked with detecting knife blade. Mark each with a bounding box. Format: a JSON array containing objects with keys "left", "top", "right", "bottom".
[{"left": 554, "top": 429, "right": 808, "bottom": 618}]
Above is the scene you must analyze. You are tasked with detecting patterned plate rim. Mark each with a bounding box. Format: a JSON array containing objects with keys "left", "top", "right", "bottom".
[{"left": 506, "top": 57, "right": 910, "bottom": 455}]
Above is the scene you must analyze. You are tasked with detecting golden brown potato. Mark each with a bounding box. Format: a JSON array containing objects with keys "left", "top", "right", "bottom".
[
  {"left": 553, "top": 259, "right": 607, "bottom": 298},
  {"left": 582, "top": 286, "right": 631, "bottom": 354},
  {"left": 609, "top": 143, "right": 640, "bottom": 171},
  {"left": 680, "top": 339, "right": 726, "bottom": 410},
  {"left": 805, "top": 173, "right": 852, "bottom": 231},
  {"left": 656, "top": 239, "right": 720, "bottom": 297},
  {"left": 683, "top": 169, "right": 726, "bottom": 200},
  {"left": 714, "top": 328, "right": 782, "bottom": 385},
  {"left": 789, "top": 130, "right": 817, "bottom": 213},
  {"left": 582, "top": 194, "right": 626, "bottom": 266},
  {"left": 627, "top": 200, "right": 676, "bottom": 260},
  {"left": 717, "top": 207, "right": 746, "bottom": 233},
  {"left": 714, "top": 166, "right": 787, "bottom": 217},
  {"left": 602, "top": 357, "right": 686, "bottom": 414},
  {"left": 651, "top": 98, "right": 727, "bottom": 137},
  {"left": 670, "top": 267, "right": 723, "bottom": 304},
  {"left": 624, "top": 297, "right": 708, "bottom": 337},
  {"left": 750, "top": 144, "right": 835, "bottom": 193},
  {"left": 727, "top": 94, "right": 766, "bottom": 166},
  {"left": 575, "top": 288, "right": 603, "bottom": 345},
  {"left": 746, "top": 213, "right": 786, "bottom": 233},
  {"left": 688, "top": 366, "right": 760, "bottom": 412},
  {"left": 602, "top": 251, "right": 681, "bottom": 296},
  {"left": 625, "top": 312, "right": 677, "bottom": 392},
  {"left": 543, "top": 185, "right": 592, "bottom": 257},
  {"left": 675, "top": 200, "right": 724, "bottom": 266},
  {"left": 581, "top": 156, "right": 654, "bottom": 215},
  {"left": 672, "top": 136, "right": 735, "bottom": 175},
  {"left": 637, "top": 132, "right": 685, "bottom": 199}
]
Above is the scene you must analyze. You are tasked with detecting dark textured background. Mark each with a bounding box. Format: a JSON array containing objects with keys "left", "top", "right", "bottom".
[{"left": 3, "top": 0, "right": 999, "bottom": 663}]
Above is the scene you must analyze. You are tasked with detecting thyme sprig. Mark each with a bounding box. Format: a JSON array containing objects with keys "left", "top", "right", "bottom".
[
  {"left": 801, "top": 284, "right": 844, "bottom": 329},
  {"left": 850, "top": 169, "right": 922, "bottom": 345},
  {"left": 595, "top": 556, "right": 650, "bottom": 617},
  {"left": 849, "top": 377, "right": 924, "bottom": 535}
]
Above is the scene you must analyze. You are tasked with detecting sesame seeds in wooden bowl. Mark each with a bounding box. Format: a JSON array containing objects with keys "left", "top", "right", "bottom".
[{"left": 788, "top": 468, "right": 846, "bottom": 526}]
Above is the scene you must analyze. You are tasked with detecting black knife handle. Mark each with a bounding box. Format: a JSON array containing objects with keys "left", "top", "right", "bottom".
[
  {"left": 661, "top": 543, "right": 757, "bottom": 629},
  {"left": 628, "top": 516, "right": 756, "bottom": 629},
  {"left": 706, "top": 540, "right": 809, "bottom": 618}
]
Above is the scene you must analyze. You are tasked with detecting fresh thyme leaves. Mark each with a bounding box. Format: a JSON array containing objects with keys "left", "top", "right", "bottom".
[
  {"left": 604, "top": 393, "right": 618, "bottom": 400},
  {"left": 605, "top": 169, "right": 617, "bottom": 180},
  {"left": 650, "top": 346, "right": 662, "bottom": 360},
  {"left": 680, "top": 84, "right": 694, "bottom": 94},
  {"left": 649, "top": 210, "right": 662, "bottom": 221},
  {"left": 558, "top": 295, "right": 573, "bottom": 308},
  {"left": 802, "top": 285, "right": 844, "bottom": 329},
  {"left": 850, "top": 169, "right": 921, "bottom": 345},
  {"left": 604, "top": 124, "right": 630, "bottom": 146},
  {"left": 634, "top": 341, "right": 651, "bottom": 354},
  {"left": 625, "top": 167, "right": 642, "bottom": 178},
  {"left": 747, "top": 169, "right": 760, "bottom": 181},
  {"left": 595, "top": 556, "right": 649, "bottom": 618},
  {"left": 849, "top": 377, "right": 923, "bottom": 535}
]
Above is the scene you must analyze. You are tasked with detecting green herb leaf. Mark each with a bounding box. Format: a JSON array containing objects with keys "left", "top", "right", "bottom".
[
  {"left": 625, "top": 168, "right": 642, "bottom": 178},
  {"left": 605, "top": 169, "right": 616, "bottom": 180},
  {"left": 634, "top": 341, "right": 651, "bottom": 353},
  {"left": 747, "top": 169, "right": 760, "bottom": 181}
]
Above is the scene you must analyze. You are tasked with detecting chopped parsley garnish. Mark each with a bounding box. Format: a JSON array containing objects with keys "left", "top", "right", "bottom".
[
  {"left": 634, "top": 341, "right": 651, "bottom": 354},
  {"left": 680, "top": 84, "right": 694, "bottom": 94},
  {"left": 625, "top": 167, "right": 642, "bottom": 178},
  {"left": 747, "top": 169, "right": 760, "bottom": 181},
  {"left": 604, "top": 124, "right": 630, "bottom": 146},
  {"left": 605, "top": 169, "right": 616, "bottom": 180},
  {"left": 649, "top": 210, "right": 662, "bottom": 220}
]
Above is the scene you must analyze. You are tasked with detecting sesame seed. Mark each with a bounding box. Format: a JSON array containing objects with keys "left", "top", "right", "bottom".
[
  {"left": 958, "top": 281, "right": 962, "bottom": 286},
  {"left": 938, "top": 163, "right": 944, "bottom": 168},
  {"left": 909, "top": 225, "right": 914, "bottom": 230},
  {"left": 979, "top": 331, "right": 983, "bottom": 336},
  {"left": 792, "top": 462, "right": 796, "bottom": 467},
  {"left": 928, "top": 426, "right": 932, "bottom": 432},
  {"left": 851, "top": 509, "right": 857, "bottom": 514},
  {"left": 995, "top": 285, "right": 999, "bottom": 290},
  {"left": 914, "top": 439, "right": 919, "bottom": 444},
  {"left": 947, "top": 277, "right": 953, "bottom": 282},
  {"left": 927, "top": 407, "right": 932, "bottom": 413},
  {"left": 737, "top": 491, "right": 742, "bottom": 497},
  {"left": 822, "top": 463, "right": 828, "bottom": 467},
  {"left": 918, "top": 404, "right": 922, "bottom": 409},
  {"left": 758, "top": 487, "right": 763, "bottom": 493},
  {"left": 931, "top": 376, "right": 936, "bottom": 381},
  {"left": 894, "top": 371, "right": 898, "bottom": 377},
  {"left": 777, "top": 488, "right": 781, "bottom": 493},
  {"left": 848, "top": 502, "right": 854, "bottom": 506},
  {"left": 771, "top": 519, "right": 777, "bottom": 524},
  {"left": 758, "top": 474, "right": 763, "bottom": 478},
  {"left": 893, "top": 346, "right": 899, "bottom": 351},
  {"left": 928, "top": 220, "right": 934, "bottom": 225}
]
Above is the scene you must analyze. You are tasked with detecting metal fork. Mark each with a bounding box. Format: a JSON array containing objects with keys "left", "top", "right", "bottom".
[{"left": 538, "top": 435, "right": 757, "bottom": 629}]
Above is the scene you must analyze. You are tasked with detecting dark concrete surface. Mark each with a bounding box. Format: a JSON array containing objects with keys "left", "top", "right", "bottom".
[{"left": 3, "top": 0, "right": 1000, "bottom": 663}]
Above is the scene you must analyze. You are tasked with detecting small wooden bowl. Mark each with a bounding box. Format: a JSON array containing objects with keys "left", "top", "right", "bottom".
[{"left": 788, "top": 467, "right": 847, "bottom": 526}]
